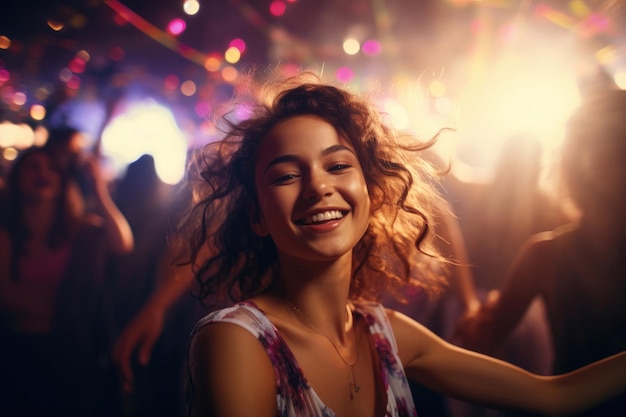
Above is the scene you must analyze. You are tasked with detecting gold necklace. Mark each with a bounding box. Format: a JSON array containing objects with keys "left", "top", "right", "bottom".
[{"left": 289, "top": 303, "right": 361, "bottom": 399}]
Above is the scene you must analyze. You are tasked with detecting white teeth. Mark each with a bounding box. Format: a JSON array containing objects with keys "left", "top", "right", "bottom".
[{"left": 302, "top": 210, "right": 344, "bottom": 225}]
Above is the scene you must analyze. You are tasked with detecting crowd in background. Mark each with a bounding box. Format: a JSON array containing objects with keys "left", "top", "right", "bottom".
[{"left": 1, "top": 80, "right": 625, "bottom": 417}]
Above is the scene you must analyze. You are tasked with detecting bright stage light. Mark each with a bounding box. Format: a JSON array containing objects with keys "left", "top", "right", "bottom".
[{"left": 100, "top": 100, "right": 188, "bottom": 185}]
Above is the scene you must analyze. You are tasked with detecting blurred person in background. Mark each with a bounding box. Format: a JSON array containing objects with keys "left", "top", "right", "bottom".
[
  {"left": 107, "top": 154, "right": 198, "bottom": 417},
  {"left": 43, "top": 126, "right": 96, "bottom": 207},
  {"left": 0, "top": 146, "right": 133, "bottom": 416},
  {"left": 455, "top": 88, "right": 626, "bottom": 416},
  {"left": 111, "top": 217, "right": 221, "bottom": 417},
  {"left": 444, "top": 134, "right": 564, "bottom": 417}
]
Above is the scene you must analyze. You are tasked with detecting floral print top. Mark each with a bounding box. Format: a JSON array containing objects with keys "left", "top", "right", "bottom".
[{"left": 188, "top": 301, "right": 417, "bottom": 417}]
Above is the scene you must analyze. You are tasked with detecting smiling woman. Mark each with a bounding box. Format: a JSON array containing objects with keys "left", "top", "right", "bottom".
[
  {"left": 182, "top": 73, "right": 444, "bottom": 306},
  {"left": 180, "top": 72, "right": 626, "bottom": 417},
  {"left": 251, "top": 114, "right": 371, "bottom": 262}
]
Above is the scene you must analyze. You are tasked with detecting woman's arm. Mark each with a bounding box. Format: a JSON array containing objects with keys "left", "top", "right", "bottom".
[
  {"left": 84, "top": 157, "right": 134, "bottom": 254},
  {"left": 391, "top": 309, "right": 626, "bottom": 416},
  {"left": 189, "top": 322, "right": 277, "bottom": 417}
]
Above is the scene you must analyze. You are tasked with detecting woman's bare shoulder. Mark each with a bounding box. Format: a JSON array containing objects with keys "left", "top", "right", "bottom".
[{"left": 190, "top": 319, "right": 277, "bottom": 417}]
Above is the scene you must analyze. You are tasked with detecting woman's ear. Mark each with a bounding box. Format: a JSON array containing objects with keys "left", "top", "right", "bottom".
[{"left": 249, "top": 204, "right": 270, "bottom": 237}]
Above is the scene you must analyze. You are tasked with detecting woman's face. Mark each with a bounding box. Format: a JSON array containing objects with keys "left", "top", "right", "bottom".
[
  {"left": 17, "top": 152, "right": 62, "bottom": 203},
  {"left": 253, "top": 115, "right": 371, "bottom": 264}
]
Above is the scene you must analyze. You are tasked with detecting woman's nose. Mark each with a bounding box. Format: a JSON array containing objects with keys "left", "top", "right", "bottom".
[{"left": 302, "top": 171, "right": 332, "bottom": 200}]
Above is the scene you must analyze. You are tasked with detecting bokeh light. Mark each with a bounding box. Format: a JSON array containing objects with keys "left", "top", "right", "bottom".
[
  {"left": 0, "top": 69, "right": 10, "bottom": 86},
  {"left": 47, "top": 20, "right": 64, "bottom": 31},
  {"left": 180, "top": 80, "right": 197, "bottom": 96},
  {"left": 0, "top": 36, "right": 10, "bottom": 50},
  {"left": 59, "top": 68, "right": 73, "bottom": 82},
  {"left": 66, "top": 75, "right": 81, "bottom": 90},
  {"left": 224, "top": 46, "right": 241, "bottom": 64},
  {"left": 183, "top": 0, "right": 200, "bottom": 16},
  {"left": 0, "top": 122, "right": 35, "bottom": 149},
  {"left": 269, "top": 1, "right": 287, "bottom": 17},
  {"left": 76, "top": 50, "right": 90, "bottom": 62},
  {"left": 362, "top": 39, "right": 382, "bottom": 56},
  {"left": 12, "top": 91, "right": 26, "bottom": 106},
  {"left": 167, "top": 19, "right": 187, "bottom": 36},
  {"left": 30, "top": 104, "right": 46, "bottom": 121},
  {"left": 221, "top": 66, "right": 238, "bottom": 82},
  {"left": 69, "top": 57, "right": 87, "bottom": 74},
  {"left": 229, "top": 38, "right": 246, "bottom": 53},
  {"left": 335, "top": 67, "right": 355, "bottom": 83},
  {"left": 3, "top": 147, "right": 18, "bottom": 161},
  {"left": 204, "top": 55, "right": 222, "bottom": 72},
  {"left": 342, "top": 38, "right": 360, "bottom": 55}
]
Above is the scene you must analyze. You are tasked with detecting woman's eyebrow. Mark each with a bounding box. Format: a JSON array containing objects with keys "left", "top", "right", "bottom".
[
  {"left": 264, "top": 144, "right": 356, "bottom": 173},
  {"left": 322, "top": 144, "right": 356, "bottom": 157},
  {"left": 264, "top": 154, "right": 298, "bottom": 173}
]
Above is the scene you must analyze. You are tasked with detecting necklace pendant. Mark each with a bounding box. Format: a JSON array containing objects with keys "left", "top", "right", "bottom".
[{"left": 349, "top": 382, "right": 360, "bottom": 400}]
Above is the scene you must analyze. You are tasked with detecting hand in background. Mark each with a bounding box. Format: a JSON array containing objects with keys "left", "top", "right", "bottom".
[
  {"left": 112, "top": 305, "right": 165, "bottom": 393},
  {"left": 452, "top": 289, "right": 500, "bottom": 352}
]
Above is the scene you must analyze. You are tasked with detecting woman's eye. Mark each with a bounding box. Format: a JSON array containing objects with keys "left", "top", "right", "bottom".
[
  {"left": 272, "top": 173, "right": 299, "bottom": 184},
  {"left": 329, "top": 164, "right": 351, "bottom": 172}
]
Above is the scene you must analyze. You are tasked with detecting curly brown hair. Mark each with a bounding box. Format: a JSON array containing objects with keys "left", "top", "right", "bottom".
[{"left": 179, "top": 73, "right": 449, "bottom": 305}]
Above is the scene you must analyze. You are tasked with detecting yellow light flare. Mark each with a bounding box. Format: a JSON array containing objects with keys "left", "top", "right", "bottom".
[
  {"left": 3, "top": 147, "right": 18, "bottom": 161},
  {"left": 224, "top": 46, "right": 241, "bottom": 64},
  {"left": 0, "top": 122, "right": 35, "bottom": 149},
  {"left": 342, "top": 38, "right": 360, "bottom": 55},
  {"left": 30, "top": 104, "right": 46, "bottom": 121},
  {"left": 183, "top": 0, "right": 200, "bottom": 16}
]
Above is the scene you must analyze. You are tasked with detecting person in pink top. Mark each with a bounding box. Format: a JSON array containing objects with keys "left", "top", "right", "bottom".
[{"left": 0, "top": 146, "right": 133, "bottom": 416}]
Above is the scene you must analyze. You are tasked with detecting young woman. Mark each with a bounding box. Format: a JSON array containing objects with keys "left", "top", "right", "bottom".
[
  {"left": 0, "top": 147, "right": 133, "bottom": 415},
  {"left": 183, "top": 74, "right": 626, "bottom": 417}
]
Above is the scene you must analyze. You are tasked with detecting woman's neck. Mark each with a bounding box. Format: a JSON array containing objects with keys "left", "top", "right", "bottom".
[{"left": 272, "top": 252, "right": 354, "bottom": 343}]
